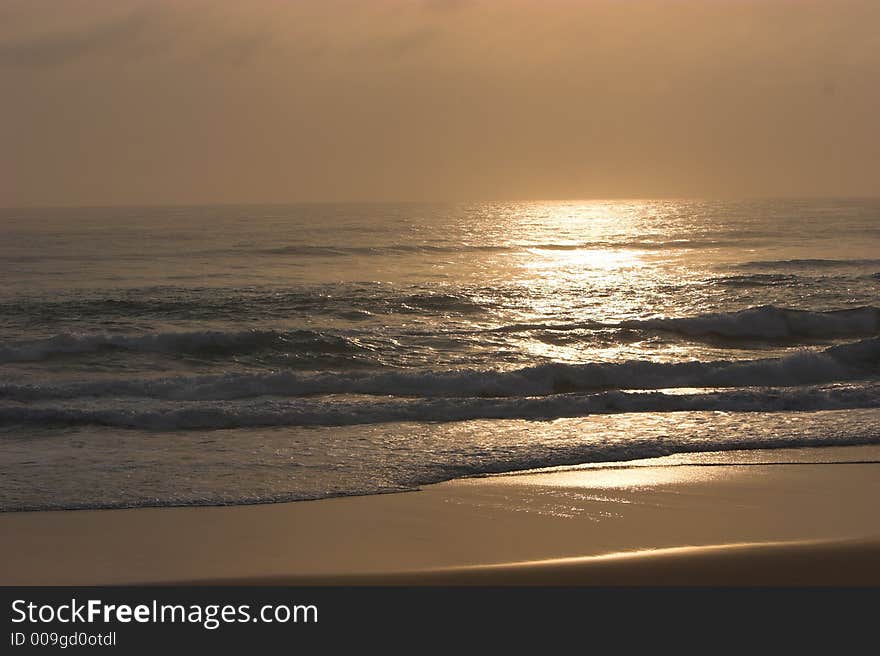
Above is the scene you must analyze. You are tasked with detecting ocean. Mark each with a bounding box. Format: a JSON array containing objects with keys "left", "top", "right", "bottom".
[{"left": 1, "top": 199, "right": 878, "bottom": 511}]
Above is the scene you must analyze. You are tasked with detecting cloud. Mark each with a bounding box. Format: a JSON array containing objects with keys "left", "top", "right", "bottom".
[{"left": 0, "top": 9, "right": 161, "bottom": 67}]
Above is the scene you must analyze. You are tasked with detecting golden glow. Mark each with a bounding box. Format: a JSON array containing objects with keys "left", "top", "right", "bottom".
[
  {"left": 500, "top": 465, "right": 728, "bottom": 491},
  {"left": 4, "top": 3, "right": 880, "bottom": 206},
  {"left": 524, "top": 248, "right": 645, "bottom": 273}
]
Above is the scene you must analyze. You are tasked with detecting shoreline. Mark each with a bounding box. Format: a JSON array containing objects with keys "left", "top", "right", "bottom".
[
  {"left": 6, "top": 441, "right": 880, "bottom": 515},
  {"left": 3, "top": 445, "right": 880, "bottom": 586}
]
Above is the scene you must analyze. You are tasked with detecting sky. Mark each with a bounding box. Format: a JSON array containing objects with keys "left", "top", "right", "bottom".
[{"left": 1, "top": 0, "right": 879, "bottom": 206}]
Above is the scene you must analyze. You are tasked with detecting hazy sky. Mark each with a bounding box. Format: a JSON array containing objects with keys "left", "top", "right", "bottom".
[{"left": 2, "top": 0, "right": 879, "bottom": 206}]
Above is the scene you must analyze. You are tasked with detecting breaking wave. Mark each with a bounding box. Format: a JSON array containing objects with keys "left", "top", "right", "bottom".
[
  {"left": 620, "top": 306, "right": 880, "bottom": 340},
  {"left": 2, "top": 338, "right": 877, "bottom": 402},
  {"left": 1, "top": 383, "right": 878, "bottom": 430}
]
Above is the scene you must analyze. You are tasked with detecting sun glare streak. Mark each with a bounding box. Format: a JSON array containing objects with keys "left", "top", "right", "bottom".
[{"left": 523, "top": 247, "right": 646, "bottom": 272}]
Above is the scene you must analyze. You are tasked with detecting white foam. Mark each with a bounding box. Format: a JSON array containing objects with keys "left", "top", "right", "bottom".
[
  {"left": 3, "top": 337, "right": 877, "bottom": 402},
  {"left": 2, "top": 381, "right": 879, "bottom": 430}
]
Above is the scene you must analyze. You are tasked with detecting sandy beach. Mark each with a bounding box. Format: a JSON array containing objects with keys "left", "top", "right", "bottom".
[{"left": 2, "top": 445, "right": 879, "bottom": 586}]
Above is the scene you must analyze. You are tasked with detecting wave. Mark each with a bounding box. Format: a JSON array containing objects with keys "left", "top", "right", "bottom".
[
  {"left": 486, "top": 306, "right": 880, "bottom": 342},
  {"left": 8, "top": 406, "right": 880, "bottom": 511},
  {"left": 2, "top": 383, "right": 878, "bottom": 430},
  {"left": 210, "top": 238, "right": 754, "bottom": 258},
  {"left": 709, "top": 273, "right": 804, "bottom": 288},
  {"left": 7, "top": 237, "right": 780, "bottom": 264},
  {"left": 248, "top": 244, "right": 507, "bottom": 257},
  {"left": 620, "top": 306, "right": 880, "bottom": 340},
  {"left": 739, "top": 258, "right": 880, "bottom": 270},
  {"left": 2, "top": 338, "right": 877, "bottom": 402},
  {"left": 0, "top": 287, "right": 490, "bottom": 325},
  {"left": 710, "top": 271, "right": 880, "bottom": 287},
  {"left": 1, "top": 306, "right": 876, "bottom": 370},
  {"left": 399, "top": 293, "right": 485, "bottom": 313},
  {"left": 0, "top": 329, "right": 371, "bottom": 363}
]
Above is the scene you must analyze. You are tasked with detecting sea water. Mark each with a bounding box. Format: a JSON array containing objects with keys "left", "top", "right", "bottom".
[{"left": 1, "top": 199, "right": 878, "bottom": 509}]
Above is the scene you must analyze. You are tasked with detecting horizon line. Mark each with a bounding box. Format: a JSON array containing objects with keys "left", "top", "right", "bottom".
[{"left": 3, "top": 194, "right": 880, "bottom": 211}]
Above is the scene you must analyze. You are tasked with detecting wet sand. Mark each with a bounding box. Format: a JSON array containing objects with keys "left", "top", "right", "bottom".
[{"left": 2, "top": 446, "right": 879, "bottom": 586}]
